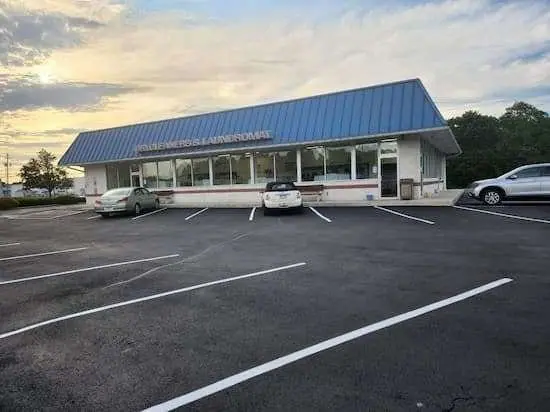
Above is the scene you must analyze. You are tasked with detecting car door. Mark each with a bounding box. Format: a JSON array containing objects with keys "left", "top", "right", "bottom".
[
  {"left": 541, "top": 166, "right": 550, "bottom": 195},
  {"left": 141, "top": 188, "right": 155, "bottom": 208},
  {"left": 505, "top": 166, "right": 543, "bottom": 196},
  {"left": 132, "top": 188, "right": 143, "bottom": 208}
]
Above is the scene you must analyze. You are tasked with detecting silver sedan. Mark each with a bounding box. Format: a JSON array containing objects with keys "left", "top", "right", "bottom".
[{"left": 94, "top": 187, "right": 160, "bottom": 217}]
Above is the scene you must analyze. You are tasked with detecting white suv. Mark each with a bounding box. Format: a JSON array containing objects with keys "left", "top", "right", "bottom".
[
  {"left": 262, "top": 181, "right": 303, "bottom": 215},
  {"left": 467, "top": 163, "right": 550, "bottom": 205}
]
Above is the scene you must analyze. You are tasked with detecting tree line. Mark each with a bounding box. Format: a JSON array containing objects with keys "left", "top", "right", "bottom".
[{"left": 446, "top": 101, "right": 550, "bottom": 188}]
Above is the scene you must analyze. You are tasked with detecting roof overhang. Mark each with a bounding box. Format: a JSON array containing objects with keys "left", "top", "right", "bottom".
[
  {"left": 418, "top": 127, "right": 462, "bottom": 156},
  {"left": 65, "top": 126, "right": 459, "bottom": 167}
]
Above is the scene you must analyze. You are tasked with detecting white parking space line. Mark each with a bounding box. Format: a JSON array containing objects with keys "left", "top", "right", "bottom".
[
  {"left": 0, "top": 242, "right": 21, "bottom": 248},
  {"left": 52, "top": 210, "right": 89, "bottom": 219},
  {"left": 309, "top": 206, "right": 332, "bottom": 223},
  {"left": 0, "top": 262, "right": 306, "bottom": 340},
  {"left": 0, "top": 254, "right": 180, "bottom": 285},
  {"left": 132, "top": 207, "right": 168, "bottom": 220},
  {"left": 185, "top": 207, "right": 209, "bottom": 221},
  {"left": 87, "top": 215, "right": 101, "bottom": 220},
  {"left": 374, "top": 206, "right": 435, "bottom": 225},
  {"left": 0, "top": 247, "right": 88, "bottom": 262},
  {"left": 453, "top": 205, "right": 550, "bottom": 224},
  {"left": 249, "top": 207, "right": 256, "bottom": 221},
  {"left": 142, "top": 277, "right": 513, "bottom": 411}
]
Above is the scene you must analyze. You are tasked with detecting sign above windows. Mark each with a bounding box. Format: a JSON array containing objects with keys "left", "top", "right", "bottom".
[{"left": 136, "top": 130, "right": 272, "bottom": 153}]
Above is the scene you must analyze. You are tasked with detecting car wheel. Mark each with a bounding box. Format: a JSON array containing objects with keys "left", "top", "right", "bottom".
[
  {"left": 481, "top": 188, "right": 503, "bottom": 205},
  {"left": 99, "top": 213, "right": 109, "bottom": 218},
  {"left": 154, "top": 199, "right": 160, "bottom": 209},
  {"left": 134, "top": 203, "right": 142, "bottom": 215},
  {"left": 263, "top": 207, "right": 271, "bottom": 216}
]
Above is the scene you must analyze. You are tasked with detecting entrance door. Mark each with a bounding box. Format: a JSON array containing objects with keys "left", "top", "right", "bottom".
[
  {"left": 380, "top": 157, "right": 398, "bottom": 197},
  {"left": 131, "top": 175, "right": 140, "bottom": 187}
]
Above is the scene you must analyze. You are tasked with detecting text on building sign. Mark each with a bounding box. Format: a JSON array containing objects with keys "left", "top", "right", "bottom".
[{"left": 136, "top": 130, "right": 272, "bottom": 153}]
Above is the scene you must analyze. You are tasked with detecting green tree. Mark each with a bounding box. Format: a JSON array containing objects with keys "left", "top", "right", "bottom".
[
  {"left": 446, "top": 101, "right": 550, "bottom": 188},
  {"left": 19, "top": 150, "right": 73, "bottom": 197}
]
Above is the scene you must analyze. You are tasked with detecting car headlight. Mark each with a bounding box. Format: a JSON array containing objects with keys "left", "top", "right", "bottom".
[
  {"left": 468, "top": 182, "right": 479, "bottom": 189},
  {"left": 265, "top": 194, "right": 270, "bottom": 200}
]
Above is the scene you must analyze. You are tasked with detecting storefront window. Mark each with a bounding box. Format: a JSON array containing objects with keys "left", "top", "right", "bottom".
[
  {"left": 192, "top": 158, "right": 210, "bottom": 186},
  {"left": 356, "top": 143, "right": 378, "bottom": 179},
  {"left": 274, "top": 151, "right": 297, "bottom": 181},
  {"left": 142, "top": 162, "right": 158, "bottom": 188},
  {"left": 118, "top": 165, "right": 131, "bottom": 187},
  {"left": 231, "top": 154, "right": 251, "bottom": 184},
  {"left": 106, "top": 165, "right": 118, "bottom": 190},
  {"left": 175, "top": 159, "right": 192, "bottom": 187},
  {"left": 157, "top": 161, "right": 173, "bottom": 188},
  {"left": 325, "top": 146, "right": 352, "bottom": 180},
  {"left": 254, "top": 152, "right": 274, "bottom": 184},
  {"left": 213, "top": 155, "right": 231, "bottom": 185},
  {"left": 301, "top": 147, "right": 325, "bottom": 182}
]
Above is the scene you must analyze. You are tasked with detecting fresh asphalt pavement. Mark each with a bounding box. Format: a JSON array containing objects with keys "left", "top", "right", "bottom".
[{"left": 0, "top": 205, "right": 549, "bottom": 411}]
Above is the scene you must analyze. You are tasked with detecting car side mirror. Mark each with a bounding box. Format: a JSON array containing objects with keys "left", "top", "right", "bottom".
[{"left": 508, "top": 174, "right": 518, "bottom": 180}]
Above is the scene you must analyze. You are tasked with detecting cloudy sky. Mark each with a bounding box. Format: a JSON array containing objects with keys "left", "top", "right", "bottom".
[{"left": 1, "top": 0, "right": 549, "bottom": 180}]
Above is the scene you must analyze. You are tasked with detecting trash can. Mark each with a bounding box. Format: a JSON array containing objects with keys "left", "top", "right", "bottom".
[{"left": 400, "top": 178, "right": 414, "bottom": 200}]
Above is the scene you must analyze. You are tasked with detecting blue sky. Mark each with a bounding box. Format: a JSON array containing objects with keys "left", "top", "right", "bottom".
[{"left": 1, "top": 0, "right": 549, "bottom": 177}]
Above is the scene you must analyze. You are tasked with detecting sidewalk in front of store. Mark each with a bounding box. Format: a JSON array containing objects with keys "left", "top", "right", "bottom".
[{"left": 307, "top": 189, "right": 465, "bottom": 207}]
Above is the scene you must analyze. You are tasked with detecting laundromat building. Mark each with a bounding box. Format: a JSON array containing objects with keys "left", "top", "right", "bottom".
[{"left": 58, "top": 78, "right": 461, "bottom": 207}]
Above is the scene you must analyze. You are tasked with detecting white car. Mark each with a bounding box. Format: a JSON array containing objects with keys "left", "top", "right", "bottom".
[
  {"left": 466, "top": 163, "right": 550, "bottom": 205},
  {"left": 262, "top": 181, "right": 303, "bottom": 215}
]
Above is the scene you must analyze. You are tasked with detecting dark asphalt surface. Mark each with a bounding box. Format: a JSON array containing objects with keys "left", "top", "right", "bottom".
[{"left": 1, "top": 204, "right": 549, "bottom": 411}]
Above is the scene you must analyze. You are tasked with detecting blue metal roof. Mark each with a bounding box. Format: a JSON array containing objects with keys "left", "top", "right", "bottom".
[{"left": 59, "top": 78, "right": 455, "bottom": 165}]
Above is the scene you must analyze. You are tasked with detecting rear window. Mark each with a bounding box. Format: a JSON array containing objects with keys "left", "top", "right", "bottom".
[
  {"left": 266, "top": 182, "right": 296, "bottom": 192},
  {"left": 104, "top": 188, "right": 131, "bottom": 197}
]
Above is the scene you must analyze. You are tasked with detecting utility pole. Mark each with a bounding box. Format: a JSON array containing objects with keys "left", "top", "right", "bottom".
[
  {"left": 4, "top": 153, "right": 9, "bottom": 184},
  {"left": 2, "top": 153, "right": 12, "bottom": 197}
]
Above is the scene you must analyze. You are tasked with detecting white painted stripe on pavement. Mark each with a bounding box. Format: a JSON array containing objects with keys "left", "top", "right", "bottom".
[
  {"left": 0, "top": 243, "right": 21, "bottom": 248},
  {"left": 0, "top": 247, "right": 88, "bottom": 262},
  {"left": 0, "top": 262, "right": 306, "bottom": 340},
  {"left": 374, "top": 206, "right": 435, "bottom": 225},
  {"left": 87, "top": 215, "right": 101, "bottom": 220},
  {"left": 185, "top": 207, "right": 208, "bottom": 221},
  {"left": 0, "top": 254, "right": 180, "bottom": 285},
  {"left": 52, "top": 210, "right": 89, "bottom": 219},
  {"left": 453, "top": 205, "right": 550, "bottom": 224},
  {"left": 249, "top": 207, "right": 256, "bottom": 221},
  {"left": 132, "top": 207, "right": 168, "bottom": 220},
  {"left": 142, "top": 277, "right": 513, "bottom": 411},
  {"left": 309, "top": 206, "right": 332, "bottom": 222}
]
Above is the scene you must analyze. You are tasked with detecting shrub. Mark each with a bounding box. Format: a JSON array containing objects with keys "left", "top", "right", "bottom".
[
  {"left": 12, "top": 196, "right": 85, "bottom": 207},
  {"left": 14, "top": 197, "right": 55, "bottom": 207},
  {"left": 0, "top": 198, "right": 19, "bottom": 210},
  {"left": 54, "top": 196, "right": 86, "bottom": 205}
]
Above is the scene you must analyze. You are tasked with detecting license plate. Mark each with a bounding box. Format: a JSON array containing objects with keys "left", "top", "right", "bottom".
[
  {"left": 104, "top": 207, "right": 114, "bottom": 212},
  {"left": 280, "top": 203, "right": 288, "bottom": 208}
]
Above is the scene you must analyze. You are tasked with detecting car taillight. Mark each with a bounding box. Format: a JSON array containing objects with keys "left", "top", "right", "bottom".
[
  {"left": 95, "top": 200, "right": 101, "bottom": 205},
  {"left": 296, "top": 192, "right": 301, "bottom": 198},
  {"left": 117, "top": 197, "right": 129, "bottom": 203}
]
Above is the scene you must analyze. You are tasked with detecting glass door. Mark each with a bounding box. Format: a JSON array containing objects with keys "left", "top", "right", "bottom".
[
  {"left": 130, "top": 163, "right": 141, "bottom": 187},
  {"left": 379, "top": 140, "right": 398, "bottom": 198}
]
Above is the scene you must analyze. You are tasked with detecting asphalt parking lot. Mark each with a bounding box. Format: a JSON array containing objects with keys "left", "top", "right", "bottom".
[{"left": 1, "top": 203, "right": 550, "bottom": 411}]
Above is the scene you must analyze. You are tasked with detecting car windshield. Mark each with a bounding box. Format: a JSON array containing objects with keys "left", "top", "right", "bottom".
[
  {"left": 103, "top": 188, "right": 131, "bottom": 197},
  {"left": 266, "top": 182, "right": 296, "bottom": 192}
]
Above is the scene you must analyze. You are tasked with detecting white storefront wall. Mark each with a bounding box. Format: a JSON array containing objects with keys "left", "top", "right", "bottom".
[{"left": 84, "top": 134, "right": 445, "bottom": 206}]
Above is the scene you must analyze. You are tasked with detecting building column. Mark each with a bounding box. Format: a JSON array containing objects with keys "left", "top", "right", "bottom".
[
  {"left": 351, "top": 147, "right": 357, "bottom": 180},
  {"left": 208, "top": 157, "right": 214, "bottom": 186},
  {"left": 296, "top": 149, "right": 302, "bottom": 183},
  {"left": 249, "top": 154, "right": 255, "bottom": 184},
  {"left": 172, "top": 159, "right": 177, "bottom": 188}
]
